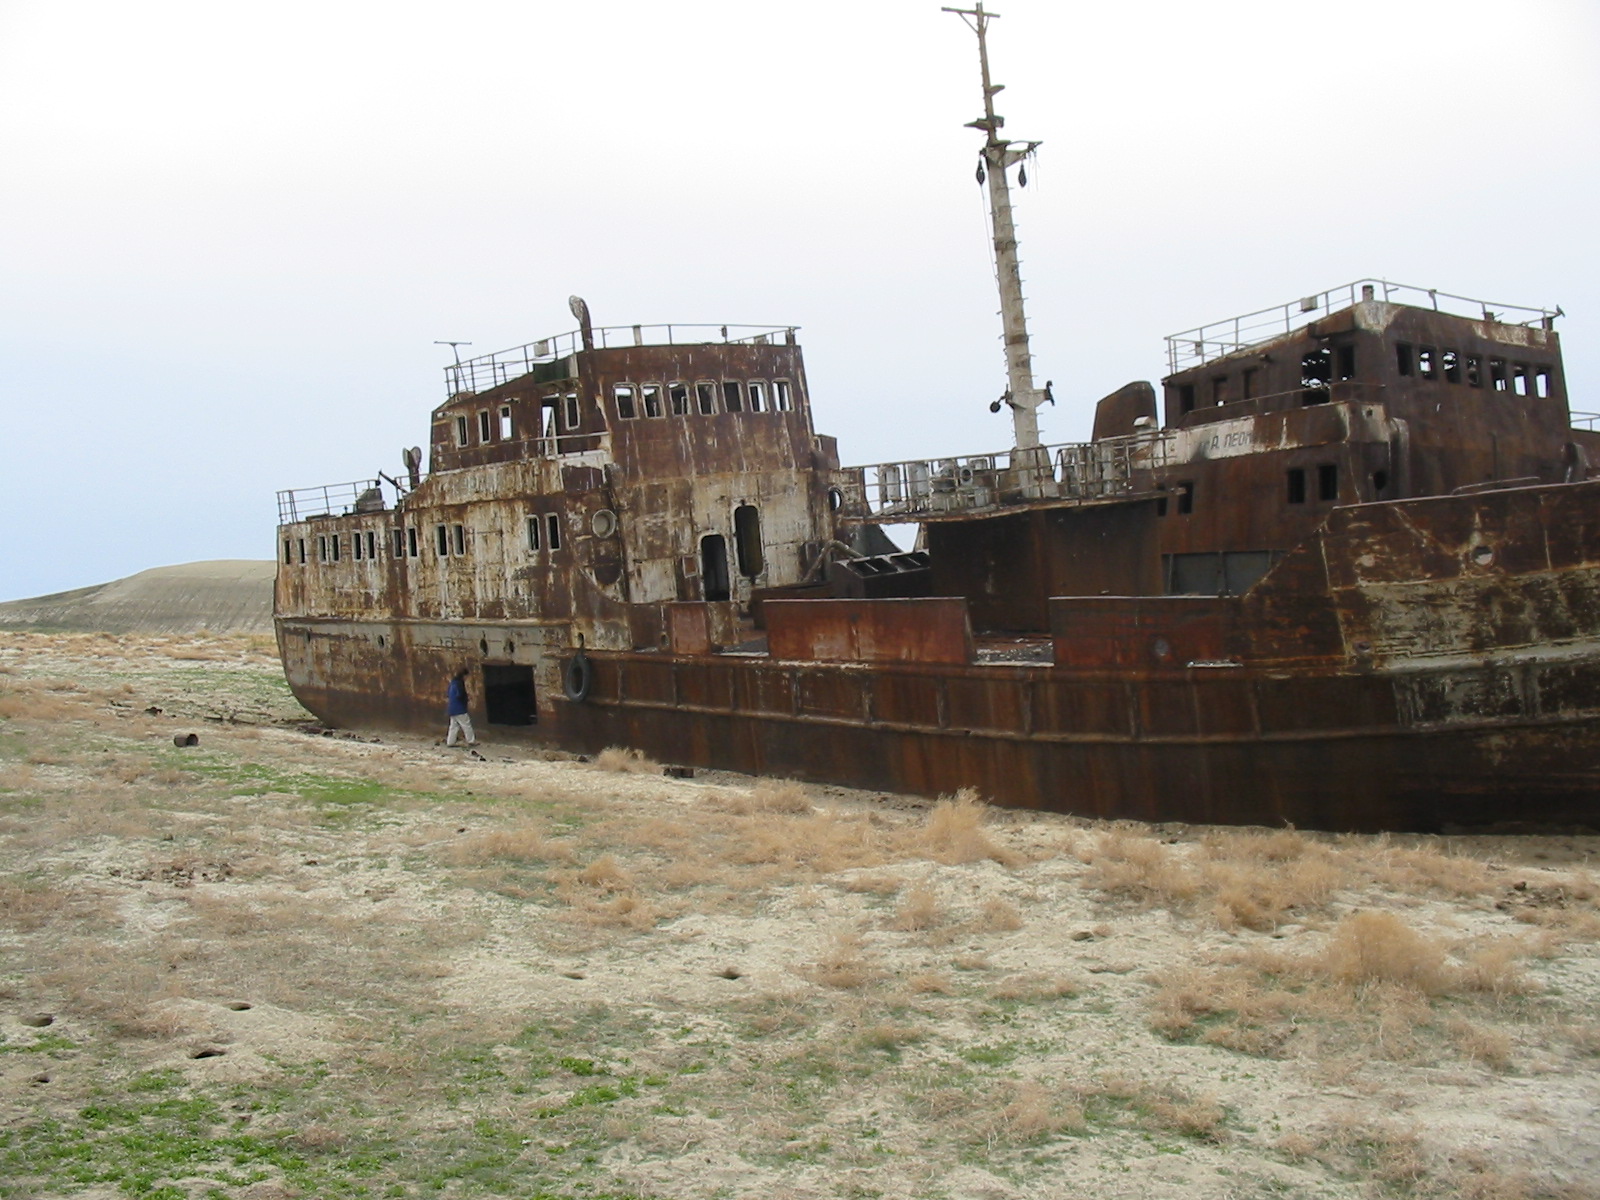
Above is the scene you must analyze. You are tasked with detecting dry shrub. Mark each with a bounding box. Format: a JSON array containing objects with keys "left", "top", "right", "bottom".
[
  {"left": 888, "top": 885, "right": 943, "bottom": 931},
  {"left": 593, "top": 746, "right": 659, "bottom": 774},
  {"left": 1368, "top": 841, "right": 1495, "bottom": 898},
  {"left": 720, "top": 780, "right": 813, "bottom": 815},
  {"left": 1456, "top": 937, "right": 1539, "bottom": 997},
  {"left": 857, "top": 1021, "right": 926, "bottom": 1053},
  {"left": 974, "top": 897, "right": 1023, "bottom": 932},
  {"left": 841, "top": 872, "right": 903, "bottom": 895},
  {"left": 1316, "top": 910, "right": 1450, "bottom": 992},
  {"left": 574, "top": 854, "right": 632, "bottom": 892},
  {"left": 912, "top": 788, "right": 1017, "bottom": 866},
  {"left": 799, "top": 932, "right": 882, "bottom": 990},
  {"left": 0, "top": 880, "right": 78, "bottom": 931},
  {"left": 569, "top": 892, "right": 663, "bottom": 931},
  {"left": 732, "top": 809, "right": 888, "bottom": 874},
  {"left": 906, "top": 971, "right": 953, "bottom": 994},
  {"left": 1444, "top": 1016, "right": 1513, "bottom": 1069},
  {"left": 1085, "top": 829, "right": 1199, "bottom": 903},
  {"left": 968, "top": 1080, "right": 1084, "bottom": 1147},
  {"left": 444, "top": 826, "right": 572, "bottom": 866}
]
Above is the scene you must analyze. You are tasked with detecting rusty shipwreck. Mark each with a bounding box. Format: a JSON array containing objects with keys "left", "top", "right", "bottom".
[{"left": 274, "top": 7, "right": 1600, "bottom": 832}]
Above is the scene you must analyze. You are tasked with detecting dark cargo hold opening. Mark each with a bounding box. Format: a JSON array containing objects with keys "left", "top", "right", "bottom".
[{"left": 484, "top": 664, "right": 536, "bottom": 725}]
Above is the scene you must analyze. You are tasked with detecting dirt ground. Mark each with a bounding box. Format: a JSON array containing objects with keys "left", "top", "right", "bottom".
[{"left": 1, "top": 630, "right": 1597, "bottom": 1199}]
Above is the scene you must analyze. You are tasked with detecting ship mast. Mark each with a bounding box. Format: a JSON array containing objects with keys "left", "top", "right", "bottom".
[{"left": 944, "top": 2, "right": 1044, "bottom": 450}]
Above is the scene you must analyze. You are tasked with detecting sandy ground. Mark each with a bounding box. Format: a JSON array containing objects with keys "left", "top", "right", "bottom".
[{"left": 1, "top": 630, "right": 1598, "bottom": 1199}]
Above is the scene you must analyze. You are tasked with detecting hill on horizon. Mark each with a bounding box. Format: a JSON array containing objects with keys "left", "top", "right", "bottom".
[{"left": 0, "top": 560, "right": 275, "bottom": 635}]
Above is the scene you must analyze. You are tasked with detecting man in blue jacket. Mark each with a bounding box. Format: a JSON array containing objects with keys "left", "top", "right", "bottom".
[{"left": 445, "top": 668, "right": 478, "bottom": 747}]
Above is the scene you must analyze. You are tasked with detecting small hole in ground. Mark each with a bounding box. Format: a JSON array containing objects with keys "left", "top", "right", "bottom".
[
  {"left": 716, "top": 967, "right": 743, "bottom": 980},
  {"left": 20, "top": 1014, "right": 54, "bottom": 1028},
  {"left": 190, "top": 1048, "right": 227, "bottom": 1059},
  {"left": 29, "top": 1073, "right": 50, "bottom": 1085},
  {"left": 226, "top": 1002, "right": 252, "bottom": 1011},
  {"left": 561, "top": 971, "right": 586, "bottom": 980}
]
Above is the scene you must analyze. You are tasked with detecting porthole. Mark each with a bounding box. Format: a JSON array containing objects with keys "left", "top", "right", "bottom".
[
  {"left": 479, "top": 637, "right": 489, "bottom": 655},
  {"left": 591, "top": 508, "right": 618, "bottom": 539},
  {"left": 827, "top": 486, "right": 844, "bottom": 512},
  {"left": 1471, "top": 545, "right": 1495, "bottom": 567}
]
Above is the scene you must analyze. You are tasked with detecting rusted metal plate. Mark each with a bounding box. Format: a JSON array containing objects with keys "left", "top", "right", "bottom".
[{"left": 765, "top": 598, "right": 974, "bottom": 664}]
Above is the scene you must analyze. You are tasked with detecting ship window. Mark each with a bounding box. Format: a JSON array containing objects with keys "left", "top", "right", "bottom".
[
  {"left": 527, "top": 516, "right": 541, "bottom": 552},
  {"left": 1418, "top": 346, "right": 1436, "bottom": 380},
  {"left": 1300, "top": 349, "right": 1331, "bottom": 405},
  {"left": 563, "top": 392, "right": 579, "bottom": 429},
  {"left": 734, "top": 504, "right": 764, "bottom": 578},
  {"left": 669, "top": 382, "right": 690, "bottom": 416},
  {"left": 1286, "top": 467, "right": 1307, "bottom": 505},
  {"left": 331, "top": 534, "right": 341, "bottom": 562},
  {"left": 1490, "top": 357, "right": 1509, "bottom": 392},
  {"left": 546, "top": 513, "right": 562, "bottom": 552},
  {"left": 298, "top": 538, "right": 306, "bottom": 564},
  {"left": 747, "top": 381, "right": 767, "bottom": 412},
  {"left": 393, "top": 528, "right": 405, "bottom": 557},
  {"left": 453, "top": 524, "right": 466, "bottom": 555},
  {"left": 1336, "top": 343, "right": 1356, "bottom": 381},
  {"left": 407, "top": 527, "right": 418, "bottom": 557},
  {"left": 774, "top": 379, "right": 793, "bottom": 411},
  {"left": 1535, "top": 366, "right": 1552, "bottom": 398},
  {"left": 478, "top": 410, "right": 492, "bottom": 442},
  {"left": 1441, "top": 349, "right": 1460, "bottom": 383},
  {"left": 499, "top": 406, "right": 513, "bottom": 439},
  {"left": 1396, "top": 343, "right": 1413, "bottom": 377},
  {"left": 283, "top": 540, "right": 292, "bottom": 564},
  {"left": 1465, "top": 355, "right": 1482, "bottom": 387},
  {"left": 1177, "top": 383, "right": 1196, "bottom": 415},
  {"left": 701, "top": 534, "right": 730, "bottom": 602},
  {"left": 1155, "top": 494, "right": 1169, "bottom": 517},
  {"left": 456, "top": 415, "right": 470, "bottom": 446},
  {"left": 722, "top": 380, "right": 743, "bottom": 412},
  {"left": 1240, "top": 368, "right": 1258, "bottom": 400},
  {"left": 613, "top": 384, "right": 638, "bottom": 420},
  {"left": 1211, "top": 376, "right": 1229, "bottom": 406},
  {"left": 366, "top": 531, "right": 376, "bottom": 559},
  {"left": 1372, "top": 469, "right": 1389, "bottom": 495},
  {"left": 696, "top": 381, "right": 717, "bottom": 414},
  {"left": 1512, "top": 363, "right": 1530, "bottom": 396},
  {"left": 1318, "top": 463, "right": 1338, "bottom": 502},
  {"left": 353, "top": 533, "right": 362, "bottom": 561},
  {"left": 641, "top": 384, "right": 663, "bottom": 418},
  {"left": 318, "top": 535, "right": 328, "bottom": 562},
  {"left": 436, "top": 524, "right": 449, "bottom": 556},
  {"left": 1176, "top": 481, "right": 1194, "bottom": 515}
]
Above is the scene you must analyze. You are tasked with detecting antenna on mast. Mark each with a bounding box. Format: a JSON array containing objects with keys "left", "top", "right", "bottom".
[{"left": 942, "top": 2, "right": 1045, "bottom": 450}]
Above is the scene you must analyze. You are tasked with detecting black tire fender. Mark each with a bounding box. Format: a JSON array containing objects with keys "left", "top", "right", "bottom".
[{"left": 562, "top": 652, "right": 592, "bottom": 702}]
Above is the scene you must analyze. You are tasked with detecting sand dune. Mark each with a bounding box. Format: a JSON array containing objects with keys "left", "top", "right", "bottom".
[{"left": 0, "top": 560, "right": 274, "bottom": 634}]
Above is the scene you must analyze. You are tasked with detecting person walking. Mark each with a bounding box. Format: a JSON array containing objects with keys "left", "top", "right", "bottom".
[{"left": 445, "top": 668, "right": 478, "bottom": 747}]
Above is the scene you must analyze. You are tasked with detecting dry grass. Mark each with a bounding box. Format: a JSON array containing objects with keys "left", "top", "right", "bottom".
[
  {"left": 592, "top": 745, "right": 659, "bottom": 774},
  {"left": 799, "top": 931, "right": 882, "bottom": 990},
  {"left": 887, "top": 884, "right": 943, "bottom": 931},
  {"left": 444, "top": 826, "right": 573, "bottom": 866},
  {"left": 910, "top": 788, "right": 1019, "bottom": 866}
]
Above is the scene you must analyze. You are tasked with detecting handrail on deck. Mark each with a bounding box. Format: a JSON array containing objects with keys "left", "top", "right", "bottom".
[
  {"left": 276, "top": 479, "right": 390, "bottom": 525},
  {"left": 445, "top": 323, "right": 799, "bottom": 397},
  {"left": 1165, "top": 279, "right": 1561, "bottom": 376}
]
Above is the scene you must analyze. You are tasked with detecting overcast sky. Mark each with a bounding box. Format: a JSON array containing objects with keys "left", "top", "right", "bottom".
[{"left": 2, "top": 0, "right": 1597, "bottom": 601}]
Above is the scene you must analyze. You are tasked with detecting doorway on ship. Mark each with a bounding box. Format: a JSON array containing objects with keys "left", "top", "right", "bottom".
[
  {"left": 701, "top": 534, "right": 731, "bottom": 602},
  {"left": 483, "top": 663, "right": 536, "bottom": 725}
]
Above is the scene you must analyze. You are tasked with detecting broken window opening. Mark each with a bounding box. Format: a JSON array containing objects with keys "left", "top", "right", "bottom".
[
  {"left": 1465, "top": 355, "right": 1482, "bottom": 387},
  {"left": 1240, "top": 368, "right": 1258, "bottom": 400},
  {"left": 700, "top": 534, "right": 731, "bottom": 602},
  {"left": 318, "top": 535, "right": 328, "bottom": 562},
  {"left": 455, "top": 415, "right": 470, "bottom": 446},
  {"left": 483, "top": 663, "right": 537, "bottom": 726},
  {"left": 668, "top": 382, "right": 690, "bottom": 416},
  {"left": 1335, "top": 343, "right": 1356, "bottom": 381},
  {"left": 613, "top": 384, "right": 637, "bottom": 420},
  {"left": 773, "top": 380, "right": 793, "bottom": 411},
  {"left": 1490, "top": 357, "right": 1509, "bottom": 392},
  {"left": 1286, "top": 467, "right": 1307, "bottom": 505},
  {"left": 747, "top": 381, "right": 767, "bottom": 412},
  {"left": 1176, "top": 481, "right": 1195, "bottom": 515},
  {"left": 1155, "top": 494, "right": 1169, "bottom": 517},
  {"left": 283, "top": 540, "right": 293, "bottom": 565},
  {"left": 696, "top": 382, "right": 717, "bottom": 415},
  {"left": 641, "top": 384, "right": 663, "bottom": 418},
  {"left": 546, "top": 513, "right": 562, "bottom": 552},
  {"left": 1442, "top": 349, "right": 1460, "bottom": 384},
  {"left": 1512, "top": 363, "right": 1530, "bottom": 396},
  {"left": 331, "top": 535, "right": 341, "bottom": 562},
  {"left": 722, "top": 381, "right": 743, "bottom": 413},
  {"left": 407, "top": 527, "right": 418, "bottom": 557},
  {"left": 366, "top": 531, "right": 376, "bottom": 559},
  {"left": 733, "top": 504, "right": 764, "bottom": 578},
  {"left": 1535, "top": 366, "right": 1552, "bottom": 399},
  {"left": 563, "top": 392, "right": 579, "bottom": 430},
  {"left": 1318, "top": 463, "right": 1338, "bottom": 502},
  {"left": 478, "top": 410, "right": 492, "bottom": 442},
  {"left": 1372, "top": 469, "right": 1389, "bottom": 495},
  {"left": 1396, "top": 343, "right": 1413, "bottom": 377},
  {"left": 352, "top": 533, "right": 363, "bottom": 561},
  {"left": 297, "top": 538, "right": 306, "bottom": 564},
  {"left": 436, "top": 525, "right": 449, "bottom": 556},
  {"left": 1418, "top": 347, "right": 1437, "bottom": 380},
  {"left": 1300, "top": 349, "right": 1332, "bottom": 405},
  {"left": 453, "top": 524, "right": 466, "bottom": 556},
  {"left": 393, "top": 529, "right": 405, "bottom": 558},
  {"left": 1177, "top": 383, "right": 1196, "bottom": 415},
  {"left": 527, "top": 516, "right": 541, "bottom": 552},
  {"left": 1211, "top": 376, "right": 1229, "bottom": 406},
  {"left": 499, "top": 406, "right": 513, "bottom": 440}
]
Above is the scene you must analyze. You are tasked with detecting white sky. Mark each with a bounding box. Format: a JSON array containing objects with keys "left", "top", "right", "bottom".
[{"left": 2, "top": 0, "right": 1597, "bottom": 600}]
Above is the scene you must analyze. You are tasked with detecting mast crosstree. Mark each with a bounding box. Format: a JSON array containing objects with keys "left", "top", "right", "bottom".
[{"left": 943, "top": 2, "right": 1045, "bottom": 450}]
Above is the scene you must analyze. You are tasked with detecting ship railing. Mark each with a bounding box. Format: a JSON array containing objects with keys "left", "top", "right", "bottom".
[
  {"left": 445, "top": 323, "right": 799, "bottom": 397},
  {"left": 1165, "top": 279, "right": 1561, "bottom": 375},
  {"left": 276, "top": 479, "right": 390, "bottom": 525},
  {"left": 837, "top": 431, "right": 1173, "bottom": 520},
  {"left": 1571, "top": 411, "right": 1600, "bottom": 432}
]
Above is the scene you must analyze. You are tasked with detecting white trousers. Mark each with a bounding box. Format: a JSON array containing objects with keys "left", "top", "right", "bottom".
[{"left": 447, "top": 713, "right": 476, "bottom": 745}]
